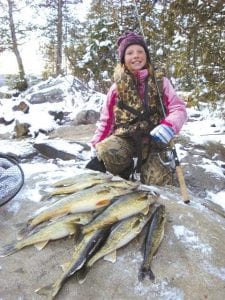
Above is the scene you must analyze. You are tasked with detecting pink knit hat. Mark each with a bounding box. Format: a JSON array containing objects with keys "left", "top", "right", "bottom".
[{"left": 117, "top": 31, "right": 150, "bottom": 63}]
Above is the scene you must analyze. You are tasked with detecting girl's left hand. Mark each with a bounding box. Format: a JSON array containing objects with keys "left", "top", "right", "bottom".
[{"left": 150, "top": 124, "right": 175, "bottom": 144}]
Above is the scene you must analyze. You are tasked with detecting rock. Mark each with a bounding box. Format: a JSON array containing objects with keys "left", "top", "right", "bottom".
[
  {"left": 12, "top": 101, "right": 29, "bottom": 113},
  {"left": 28, "top": 88, "right": 64, "bottom": 104},
  {"left": 0, "top": 175, "right": 225, "bottom": 300},
  {"left": 48, "top": 124, "right": 96, "bottom": 143},
  {"left": 33, "top": 140, "right": 86, "bottom": 160},
  {"left": 72, "top": 109, "right": 100, "bottom": 125},
  {"left": 0, "top": 117, "right": 14, "bottom": 125},
  {"left": 14, "top": 120, "right": 30, "bottom": 138},
  {"left": 48, "top": 110, "right": 69, "bottom": 125},
  {"left": 33, "top": 143, "right": 76, "bottom": 160}
]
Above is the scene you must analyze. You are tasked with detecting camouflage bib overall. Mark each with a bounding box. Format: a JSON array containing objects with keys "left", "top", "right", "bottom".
[{"left": 96, "top": 69, "right": 173, "bottom": 185}]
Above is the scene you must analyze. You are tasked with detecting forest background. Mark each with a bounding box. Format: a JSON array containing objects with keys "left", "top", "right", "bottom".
[{"left": 0, "top": 0, "right": 224, "bottom": 108}]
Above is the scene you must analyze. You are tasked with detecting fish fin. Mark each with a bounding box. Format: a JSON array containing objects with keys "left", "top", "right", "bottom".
[
  {"left": 103, "top": 250, "right": 117, "bottom": 263},
  {"left": 141, "top": 206, "right": 150, "bottom": 216},
  {"left": 38, "top": 187, "right": 55, "bottom": 201},
  {"left": 40, "top": 194, "right": 52, "bottom": 201},
  {"left": 61, "top": 261, "right": 70, "bottom": 272},
  {"left": 75, "top": 224, "right": 83, "bottom": 241},
  {"left": 77, "top": 266, "right": 90, "bottom": 284},
  {"left": 138, "top": 265, "right": 155, "bottom": 282},
  {"left": 15, "top": 220, "right": 34, "bottom": 239},
  {"left": 96, "top": 199, "right": 110, "bottom": 207},
  {"left": 0, "top": 242, "right": 18, "bottom": 257},
  {"left": 96, "top": 188, "right": 110, "bottom": 194},
  {"left": 35, "top": 284, "right": 53, "bottom": 297},
  {"left": 34, "top": 241, "right": 49, "bottom": 250},
  {"left": 16, "top": 225, "right": 32, "bottom": 239}
]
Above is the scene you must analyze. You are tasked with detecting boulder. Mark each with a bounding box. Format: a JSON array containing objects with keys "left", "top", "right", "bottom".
[
  {"left": 12, "top": 101, "right": 29, "bottom": 113},
  {"left": 28, "top": 88, "right": 64, "bottom": 104},
  {"left": 13, "top": 120, "right": 30, "bottom": 138},
  {"left": 72, "top": 109, "right": 100, "bottom": 125}
]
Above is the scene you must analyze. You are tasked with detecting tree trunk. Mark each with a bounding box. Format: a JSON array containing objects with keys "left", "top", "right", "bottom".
[
  {"left": 56, "top": 0, "right": 63, "bottom": 75},
  {"left": 7, "top": 0, "right": 28, "bottom": 90}
]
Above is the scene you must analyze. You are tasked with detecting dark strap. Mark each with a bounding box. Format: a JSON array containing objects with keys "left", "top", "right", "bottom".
[
  {"left": 132, "top": 131, "right": 143, "bottom": 173},
  {"left": 117, "top": 100, "right": 140, "bottom": 117}
]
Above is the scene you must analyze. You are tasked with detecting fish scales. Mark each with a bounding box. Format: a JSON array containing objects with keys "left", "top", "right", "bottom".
[
  {"left": 41, "top": 172, "right": 112, "bottom": 200},
  {"left": 26, "top": 181, "right": 137, "bottom": 229},
  {"left": 35, "top": 228, "right": 110, "bottom": 299},
  {"left": 0, "top": 213, "right": 93, "bottom": 257},
  {"left": 78, "top": 209, "right": 156, "bottom": 284},
  {"left": 51, "top": 172, "right": 106, "bottom": 187},
  {"left": 82, "top": 190, "right": 157, "bottom": 235},
  {"left": 138, "top": 204, "right": 166, "bottom": 281}
]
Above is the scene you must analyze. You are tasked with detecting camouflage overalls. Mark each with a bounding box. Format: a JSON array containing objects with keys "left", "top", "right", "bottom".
[{"left": 96, "top": 69, "right": 174, "bottom": 186}]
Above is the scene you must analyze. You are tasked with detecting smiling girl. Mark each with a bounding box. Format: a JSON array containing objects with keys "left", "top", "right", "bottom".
[{"left": 87, "top": 31, "right": 187, "bottom": 186}]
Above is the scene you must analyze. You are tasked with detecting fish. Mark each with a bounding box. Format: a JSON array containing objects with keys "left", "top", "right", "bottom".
[
  {"left": 35, "top": 227, "right": 110, "bottom": 299},
  {"left": 41, "top": 172, "right": 112, "bottom": 200},
  {"left": 82, "top": 190, "right": 158, "bottom": 235},
  {"left": 21, "top": 181, "right": 136, "bottom": 232},
  {"left": 0, "top": 213, "right": 93, "bottom": 257},
  {"left": 78, "top": 209, "right": 155, "bottom": 284},
  {"left": 51, "top": 172, "right": 108, "bottom": 187},
  {"left": 138, "top": 204, "right": 166, "bottom": 281}
]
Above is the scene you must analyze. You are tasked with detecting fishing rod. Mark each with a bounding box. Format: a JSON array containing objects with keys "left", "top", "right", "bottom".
[{"left": 133, "top": 0, "right": 190, "bottom": 204}]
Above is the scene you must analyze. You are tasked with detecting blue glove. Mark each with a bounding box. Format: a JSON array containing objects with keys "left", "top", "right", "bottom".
[{"left": 150, "top": 124, "right": 175, "bottom": 144}]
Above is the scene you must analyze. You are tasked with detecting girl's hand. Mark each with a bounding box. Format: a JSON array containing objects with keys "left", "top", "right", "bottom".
[{"left": 150, "top": 124, "right": 175, "bottom": 144}]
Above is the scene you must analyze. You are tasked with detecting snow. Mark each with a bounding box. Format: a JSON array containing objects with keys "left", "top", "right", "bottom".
[
  {"left": 173, "top": 225, "right": 212, "bottom": 254},
  {"left": 0, "top": 75, "right": 224, "bottom": 214},
  {"left": 206, "top": 191, "right": 225, "bottom": 210},
  {"left": 0, "top": 75, "right": 224, "bottom": 300}
]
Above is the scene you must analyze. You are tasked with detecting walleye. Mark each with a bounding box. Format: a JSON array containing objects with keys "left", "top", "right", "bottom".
[
  {"left": 51, "top": 172, "right": 101, "bottom": 187},
  {"left": 0, "top": 213, "right": 93, "bottom": 257},
  {"left": 82, "top": 191, "right": 158, "bottom": 235},
  {"left": 138, "top": 204, "right": 166, "bottom": 281},
  {"left": 35, "top": 228, "right": 110, "bottom": 299},
  {"left": 22, "top": 181, "right": 136, "bottom": 232},
  {"left": 41, "top": 172, "right": 112, "bottom": 200},
  {"left": 78, "top": 209, "right": 155, "bottom": 284}
]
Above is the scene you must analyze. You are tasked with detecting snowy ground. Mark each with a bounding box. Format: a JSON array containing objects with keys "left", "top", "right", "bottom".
[
  {"left": 0, "top": 76, "right": 225, "bottom": 300},
  {"left": 0, "top": 77, "right": 224, "bottom": 210}
]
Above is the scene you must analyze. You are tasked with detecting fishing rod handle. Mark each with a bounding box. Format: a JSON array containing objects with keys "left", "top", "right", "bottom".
[
  {"left": 175, "top": 165, "right": 190, "bottom": 204},
  {"left": 169, "top": 140, "right": 190, "bottom": 204}
]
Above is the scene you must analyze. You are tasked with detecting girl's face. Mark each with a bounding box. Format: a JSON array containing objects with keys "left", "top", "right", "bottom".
[{"left": 124, "top": 44, "right": 147, "bottom": 72}]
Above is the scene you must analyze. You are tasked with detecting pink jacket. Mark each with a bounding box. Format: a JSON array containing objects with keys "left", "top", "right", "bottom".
[{"left": 91, "top": 69, "right": 187, "bottom": 147}]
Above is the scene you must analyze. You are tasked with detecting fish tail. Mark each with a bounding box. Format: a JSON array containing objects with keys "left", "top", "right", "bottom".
[
  {"left": 77, "top": 265, "right": 90, "bottom": 284},
  {"left": 39, "top": 191, "right": 52, "bottom": 201},
  {"left": 138, "top": 265, "right": 155, "bottom": 282},
  {"left": 36, "top": 279, "right": 63, "bottom": 300},
  {"left": 35, "top": 284, "right": 54, "bottom": 298},
  {"left": 0, "top": 241, "right": 18, "bottom": 257},
  {"left": 16, "top": 223, "right": 33, "bottom": 239}
]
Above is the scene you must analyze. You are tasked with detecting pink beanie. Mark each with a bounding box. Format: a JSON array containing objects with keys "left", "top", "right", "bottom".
[{"left": 117, "top": 31, "right": 150, "bottom": 63}]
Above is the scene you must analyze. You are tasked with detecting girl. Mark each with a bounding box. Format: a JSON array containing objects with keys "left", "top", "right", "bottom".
[{"left": 87, "top": 31, "right": 187, "bottom": 185}]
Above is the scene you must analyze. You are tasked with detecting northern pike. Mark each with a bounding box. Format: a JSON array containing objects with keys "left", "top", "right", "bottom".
[
  {"left": 22, "top": 181, "right": 137, "bottom": 231},
  {"left": 35, "top": 228, "right": 110, "bottom": 299},
  {"left": 41, "top": 172, "right": 112, "bottom": 200},
  {"left": 138, "top": 204, "right": 166, "bottom": 281},
  {"left": 78, "top": 209, "right": 155, "bottom": 284},
  {"left": 0, "top": 213, "right": 93, "bottom": 257},
  {"left": 82, "top": 191, "right": 158, "bottom": 235}
]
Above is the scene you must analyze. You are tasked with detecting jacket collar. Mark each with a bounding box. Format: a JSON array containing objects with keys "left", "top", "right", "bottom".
[{"left": 133, "top": 69, "right": 149, "bottom": 82}]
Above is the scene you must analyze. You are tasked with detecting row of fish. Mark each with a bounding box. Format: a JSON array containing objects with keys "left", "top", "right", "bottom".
[{"left": 0, "top": 171, "right": 166, "bottom": 299}]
